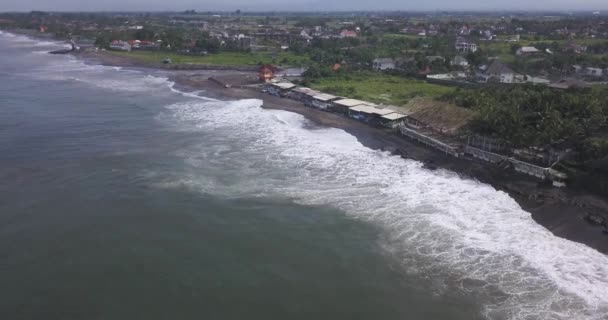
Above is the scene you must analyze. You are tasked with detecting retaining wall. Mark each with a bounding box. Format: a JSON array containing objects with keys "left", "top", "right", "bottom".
[{"left": 399, "top": 124, "right": 461, "bottom": 157}]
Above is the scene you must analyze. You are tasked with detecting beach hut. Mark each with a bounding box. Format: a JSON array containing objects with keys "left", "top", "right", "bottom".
[
  {"left": 311, "top": 93, "right": 340, "bottom": 110},
  {"left": 267, "top": 81, "right": 296, "bottom": 97},
  {"left": 331, "top": 98, "right": 373, "bottom": 115},
  {"left": 288, "top": 87, "right": 321, "bottom": 105},
  {"left": 348, "top": 104, "right": 395, "bottom": 124},
  {"left": 380, "top": 112, "right": 407, "bottom": 128}
]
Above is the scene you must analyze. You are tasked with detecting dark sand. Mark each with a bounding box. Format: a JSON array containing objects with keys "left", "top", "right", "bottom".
[{"left": 78, "top": 50, "right": 608, "bottom": 254}]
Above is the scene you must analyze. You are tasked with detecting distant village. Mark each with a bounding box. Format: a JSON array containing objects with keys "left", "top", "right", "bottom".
[{"left": 3, "top": 10, "right": 608, "bottom": 87}]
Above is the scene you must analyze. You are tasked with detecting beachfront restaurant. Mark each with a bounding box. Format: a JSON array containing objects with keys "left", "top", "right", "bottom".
[
  {"left": 288, "top": 87, "right": 321, "bottom": 106},
  {"left": 311, "top": 93, "right": 340, "bottom": 110},
  {"left": 348, "top": 104, "right": 398, "bottom": 125},
  {"left": 380, "top": 112, "right": 407, "bottom": 128},
  {"left": 267, "top": 81, "right": 296, "bottom": 97},
  {"left": 331, "top": 98, "right": 374, "bottom": 115}
]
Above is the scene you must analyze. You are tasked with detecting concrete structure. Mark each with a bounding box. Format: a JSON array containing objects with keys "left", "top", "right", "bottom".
[
  {"left": 450, "top": 56, "right": 469, "bottom": 67},
  {"left": 399, "top": 124, "right": 462, "bottom": 157},
  {"left": 372, "top": 58, "right": 396, "bottom": 71},
  {"left": 311, "top": 93, "right": 340, "bottom": 110},
  {"left": 288, "top": 87, "right": 320, "bottom": 105},
  {"left": 331, "top": 98, "right": 374, "bottom": 115},
  {"left": 109, "top": 40, "right": 131, "bottom": 52},
  {"left": 455, "top": 37, "right": 477, "bottom": 53},
  {"left": 516, "top": 46, "right": 541, "bottom": 56},
  {"left": 477, "top": 60, "right": 522, "bottom": 83},
  {"left": 266, "top": 81, "right": 296, "bottom": 96},
  {"left": 340, "top": 30, "right": 357, "bottom": 38},
  {"left": 380, "top": 112, "right": 407, "bottom": 128}
]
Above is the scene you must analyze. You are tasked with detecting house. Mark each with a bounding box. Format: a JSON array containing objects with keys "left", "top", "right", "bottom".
[
  {"left": 340, "top": 30, "right": 357, "bottom": 38},
  {"left": 300, "top": 30, "right": 312, "bottom": 40},
  {"left": 507, "top": 34, "right": 520, "bottom": 42},
  {"left": 109, "top": 40, "right": 131, "bottom": 52},
  {"left": 426, "top": 56, "right": 445, "bottom": 63},
  {"left": 450, "top": 56, "right": 469, "bottom": 67},
  {"left": 516, "top": 46, "right": 541, "bottom": 56},
  {"left": 477, "top": 60, "right": 521, "bottom": 83},
  {"left": 459, "top": 26, "right": 471, "bottom": 36},
  {"left": 138, "top": 40, "right": 160, "bottom": 50},
  {"left": 564, "top": 42, "right": 587, "bottom": 54},
  {"left": 372, "top": 58, "right": 396, "bottom": 71},
  {"left": 455, "top": 37, "right": 477, "bottom": 53},
  {"left": 258, "top": 64, "right": 278, "bottom": 82},
  {"left": 585, "top": 67, "right": 604, "bottom": 77}
]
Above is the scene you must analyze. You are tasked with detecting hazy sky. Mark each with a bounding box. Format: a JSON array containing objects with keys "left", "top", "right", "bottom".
[{"left": 1, "top": 0, "right": 607, "bottom": 12}]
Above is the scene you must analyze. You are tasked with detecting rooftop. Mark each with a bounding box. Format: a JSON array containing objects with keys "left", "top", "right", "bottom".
[
  {"left": 404, "top": 97, "right": 475, "bottom": 134},
  {"left": 381, "top": 113, "right": 407, "bottom": 121},
  {"left": 272, "top": 82, "right": 296, "bottom": 90},
  {"left": 312, "top": 93, "right": 340, "bottom": 101},
  {"left": 334, "top": 98, "right": 374, "bottom": 107}
]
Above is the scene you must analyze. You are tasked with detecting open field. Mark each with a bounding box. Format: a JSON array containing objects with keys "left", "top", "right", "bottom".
[
  {"left": 106, "top": 50, "right": 310, "bottom": 66},
  {"left": 308, "top": 72, "right": 455, "bottom": 106}
]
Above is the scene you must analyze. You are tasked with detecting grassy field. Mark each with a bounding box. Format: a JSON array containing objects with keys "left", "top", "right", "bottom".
[
  {"left": 106, "top": 50, "right": 310, "bottom": 66},
  {"left": 308, "top": 72, "right": 455, "bottom": 106},
  {"left": 478, "top": 41, "right": 517, "bottom": 63}
]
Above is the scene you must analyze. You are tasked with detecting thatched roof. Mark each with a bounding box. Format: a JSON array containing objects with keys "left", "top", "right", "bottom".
[{"left": 403, "top": 97, "right": 475, "bottom": 134}]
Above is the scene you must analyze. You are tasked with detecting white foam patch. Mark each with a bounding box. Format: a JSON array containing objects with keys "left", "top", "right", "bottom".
[
  {"left": 160, "top": 98, "right": 608, "bottom": 320},
  {"left": 15, "top": 55, "right": 177, "bottom": 93},
  {"left": 0, "top": 32, "right": 69, "bottom": 49},
  {"left": 169, "top": 85, "right": 219, "bottom": 101}
]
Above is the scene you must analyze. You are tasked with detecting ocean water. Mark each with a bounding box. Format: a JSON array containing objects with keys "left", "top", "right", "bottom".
[{"left": 0, "top": 31, "right": 607, "bottom": 320}]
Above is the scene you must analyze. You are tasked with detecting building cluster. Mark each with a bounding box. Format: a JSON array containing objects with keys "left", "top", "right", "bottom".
[{"left": 260, "top": 73, "right": 568, "bottom": 187}]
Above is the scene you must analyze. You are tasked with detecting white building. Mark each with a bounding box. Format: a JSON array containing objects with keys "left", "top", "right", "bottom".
[
  {"left": 109, "top": 41, "right": 131, "bottom": 52},
  {"left": 455, "top": 37, "right": 478, "bottom": 53},
  {"left": 450, "top": 56, "right": 469, "bottom": 67},
  {"left": 372, "top": 58, "right": 396, "bottom": 71},
  {"left": 516, "top": 46, "right": 541, "bottom": 56}
]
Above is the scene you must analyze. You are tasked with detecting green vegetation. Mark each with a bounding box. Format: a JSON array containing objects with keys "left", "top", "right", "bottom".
[
  {"left": 443, "top": 85, "right": 608, "bottom": 154},
  {"left": 306, "top": 72, "right": 455, "bottom": 105},
  {"left": 106, "top": 50, "right": 310, "bottom": 66}
]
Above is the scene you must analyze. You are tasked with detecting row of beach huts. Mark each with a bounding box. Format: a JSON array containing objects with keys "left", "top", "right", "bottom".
[
  {"left": 265, "top": 81, "right": 409, "bottom": 129},
  {"left": 262, "top": 80, "right": 568, "bottom": 187}
]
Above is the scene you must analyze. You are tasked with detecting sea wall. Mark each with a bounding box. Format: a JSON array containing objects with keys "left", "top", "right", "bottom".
[{"left": 398, "top": 124, "right": 462, "bottom": 158}]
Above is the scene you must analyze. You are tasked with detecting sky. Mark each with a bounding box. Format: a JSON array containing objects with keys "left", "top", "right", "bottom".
[{"left": 0, "top": 0, "right": 607, "bottom": 12}]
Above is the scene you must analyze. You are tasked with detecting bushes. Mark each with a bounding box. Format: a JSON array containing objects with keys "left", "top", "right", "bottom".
[{"left": 443, "top": 84, "right": 608, "bottom": 160}]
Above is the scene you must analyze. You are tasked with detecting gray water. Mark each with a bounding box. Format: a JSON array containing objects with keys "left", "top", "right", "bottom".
[{"left": 0, "top": 32, "right": 607, "bottom": 320}]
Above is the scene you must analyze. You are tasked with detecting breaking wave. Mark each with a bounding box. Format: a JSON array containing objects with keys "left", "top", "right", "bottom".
[
  {"left": 2, "top": 28, "right": 607, "bottom": 319},
  {"left": 159, "top": 98, "right": 608, "bottom": 320}
]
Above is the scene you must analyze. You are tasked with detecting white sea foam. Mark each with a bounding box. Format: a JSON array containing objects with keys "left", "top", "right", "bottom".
[
  {"left": 17, "top": 54, "right": 175, "bottom": 93},
  {"left": 160, "top": 98, "right": 608, "bottom": 320}
]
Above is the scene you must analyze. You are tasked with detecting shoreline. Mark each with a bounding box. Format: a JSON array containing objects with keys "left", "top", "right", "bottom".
[
  {"left": 166, "top": 73, "right": 608, "bottom": 254},
  {"left": 14, "top": 35, "right": 607, "bottom": 254}
]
